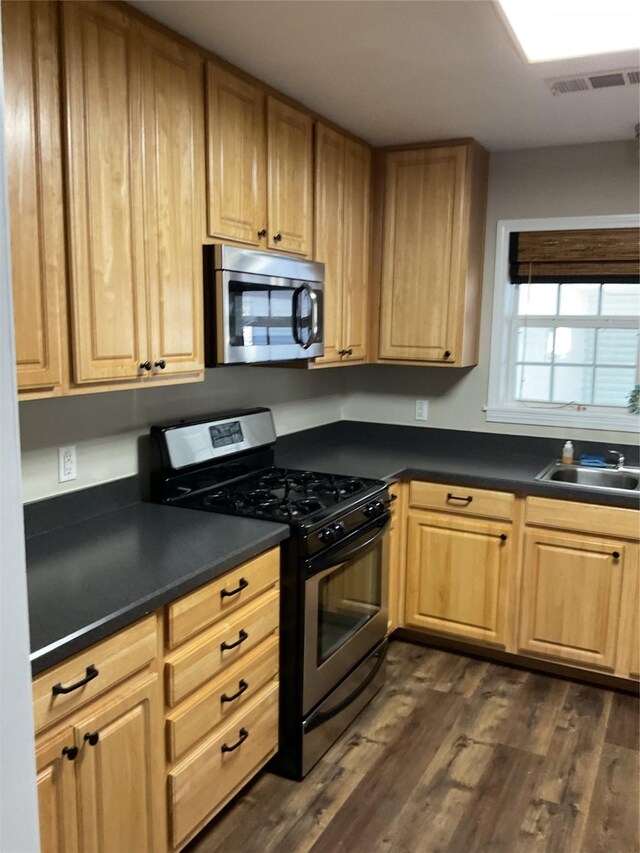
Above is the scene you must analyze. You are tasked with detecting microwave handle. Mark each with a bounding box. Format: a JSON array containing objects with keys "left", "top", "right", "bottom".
[{"left": 293, "top": 283, "right": 319, "bottom": 349}]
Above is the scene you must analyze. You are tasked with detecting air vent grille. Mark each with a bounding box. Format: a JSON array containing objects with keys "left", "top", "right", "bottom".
[{"left": 546, "top": 67, "right": 640, "bottom": 95}]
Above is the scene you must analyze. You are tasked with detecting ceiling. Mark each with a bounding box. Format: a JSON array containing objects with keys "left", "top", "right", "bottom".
[{"left": 129, "top": 0, "right": 640, "bottom": 152}]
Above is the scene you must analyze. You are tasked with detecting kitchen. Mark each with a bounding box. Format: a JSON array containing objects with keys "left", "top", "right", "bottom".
[{"left": 1, "top": 1, "right": 639, "bottom": 851}]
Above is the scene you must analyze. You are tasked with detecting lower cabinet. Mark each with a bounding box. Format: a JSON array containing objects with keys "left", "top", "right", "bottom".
[
  {"left": 518, "top": 528, "right": 625, "bottom": 671},
  {"left": 405, "top": 510, "right": 512, "bottom": 647},
  {"left": 36, "top": 673, "right": 165, "bottom": 853}
]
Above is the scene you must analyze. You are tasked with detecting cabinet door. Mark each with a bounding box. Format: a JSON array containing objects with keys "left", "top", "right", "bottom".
[
  {"left": 266, "top": 97, "right": 313, "bottom": 256},
  {"left": 342, "top": 138, "right": 371, "bottom": 363},
  {"left": 74, "top": 675, "right": 166, "bottom": 853},
  {"left": 62, "top": 1, "right": 147, "bottom": 383},
  {"left": 206, "top": 63, "right": 266, "bottom": 246},
  {"left": 313, "top": 123, "right": 345, "bottom": 364},
  {"left": 519, "top": 528, "right": 625, "bottom": 670},
  {"left": 140, "top": 24, "right": 205, "bottom": 378},
  {"left": 2, "top": 0, "right": 65, "bottom": 392},
  {"left": 405, "top": 511, "right": 511, "bottom": 646},
  {"left": 36, "top": 727, "right": 79, "bottom": 853},
  {"left": 379, "top": 146, "right": 467, "bottom": 362}
]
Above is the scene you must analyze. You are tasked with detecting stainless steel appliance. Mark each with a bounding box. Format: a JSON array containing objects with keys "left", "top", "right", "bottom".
[
  {"left": 204, "top": 245, "right": 324, "bottom": 365},
  {"left": 150, "top": 408, "right": 389, "bottom": 779}
]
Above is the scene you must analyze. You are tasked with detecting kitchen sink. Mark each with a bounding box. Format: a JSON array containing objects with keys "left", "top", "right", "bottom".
[{"left": 536, "top": 462, "right": 640, "bottom": 493}]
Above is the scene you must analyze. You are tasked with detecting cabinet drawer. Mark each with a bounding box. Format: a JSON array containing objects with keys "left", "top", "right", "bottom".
[
  {"left": 165, "top": 590, "right": 279, "bottom": 707},
  {"left": 525, "top": 497, "right": 639, "bottom": 540},
  {"left": 169, "top": 681, "right": 278, "bottom": 849},
  {"left": 166, "top": 547, "right": 279, "bottom": 649},
  {"left": 409, "top": 481, "right": 514, "bottom": 520},
  {"left": 166, "top": 634, "right": 279, "bottom": 762},
  {"left": 33, "top": 616, "right": 157, "bottom": 734}
]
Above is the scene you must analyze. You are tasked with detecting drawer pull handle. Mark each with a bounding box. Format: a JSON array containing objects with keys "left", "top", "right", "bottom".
[
  {"left": 221, "top": 629, "right": 248, "bottom": 652},
  {"left": 52, "top": 664, "right": 99, "bottom": 696},
  {"left": 221, "top": 679, "right": 249, "bottom": 704},
  {"left": 220, "top": 577, "right": 249, "bottom": 599},
  {"left": 612, "top": 551, "right": 620, "bottom": 560},
  {"left": 83, "top": 731, "right": 99, "bottom": 747},
  {"left": 389, "top": 493, "right": 398, "bottom": 502},
  {"left": 446, "top": 493, "right": 473, "bottom": 505},
  {"left": 61, "top": 745, "right": 78, "bottom": 761},
  {"left": 221, "top": 728, "right": 249, "bottom": 753}
]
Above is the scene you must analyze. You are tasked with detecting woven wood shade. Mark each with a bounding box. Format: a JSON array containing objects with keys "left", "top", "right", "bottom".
[{"left": 509, "top": 228, "right": 640, "bottom": 283}]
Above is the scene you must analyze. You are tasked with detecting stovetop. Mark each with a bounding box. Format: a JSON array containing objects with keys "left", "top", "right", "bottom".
[{"left": 173, "top": 467, "right": 387, "bottom": 528}]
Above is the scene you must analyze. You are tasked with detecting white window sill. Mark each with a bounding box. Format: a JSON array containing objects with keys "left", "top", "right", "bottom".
[{"left": 485, "top": 405, "right": 639, "bottom": 433}]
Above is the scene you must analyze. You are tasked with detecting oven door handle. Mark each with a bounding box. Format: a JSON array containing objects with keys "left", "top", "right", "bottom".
[
  {"left": 303, "top": 644, "right": 386, "bottom": 734},
  {"left": 307, "top": 513, "right": 390, "bottom": 576}
]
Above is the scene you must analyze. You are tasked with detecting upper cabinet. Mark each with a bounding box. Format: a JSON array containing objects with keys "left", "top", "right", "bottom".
[
  {"left": 266, "top": 97, "right": 313, "bottom": 256},
  {"left": 2, "top": 1, "right": 66, "bottom": 395},
  {"left": 206, "top": 66, "right": 313, "bottom": 257},
  {"left": 206, "top": 64, "right": 266, "bottom": 247},
  {"left": 62, "top": 2, "right": 205, "bottom": 386},
  {"left": 313, "top": 124, "right": 371, "bottom": 366},
  {"left": 375, "top": 141, "right": 488, "bottom": 367}
]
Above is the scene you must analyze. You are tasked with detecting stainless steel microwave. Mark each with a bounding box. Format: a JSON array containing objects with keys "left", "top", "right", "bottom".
[{"left": 204, "top": 245, "right": 324, "bottom": 365}]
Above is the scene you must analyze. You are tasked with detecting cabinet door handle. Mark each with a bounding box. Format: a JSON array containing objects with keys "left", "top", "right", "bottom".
[
  {"left": 220, "top": 679, "right": 249, "bottom": 704},
  {"left": 154, "top": 360, "right": 166, "bottom": 370},
  {"left": 443, "top": 350, "right": 452, "bottom": 359},
  {"left": 220, "top": 629, "right": 248, "bottom": 652},
  {"left": 139, "top": 361, "right": 152, "bottom": 372},
  {"left": 339, "top": 349, "right": 353, "bottom": 357},
  {"left": 500, "top": 533, "right": 508, "bottom": 542},
  {"left": 273, "top": 232, "right": 282, "bottom": 242},
  {"left": 257, "top": 229, "right": 267, "bottom": 238},
  {"left": 446, "top": 493, "right": 473, "bottom": 506},
  {"left": 220, "top": 577, "right": 249, "bottom": 599},
  {"left": 389, "top": 493, "right": 398, "bottom": 502},
  {"left": 612, "top": 551, "right": 620, "bottom": 560},
  {"left": 221, "top": 728, "right": 249, "bottom": 753},
  {"left": 52, "top": 664, "right": 99, "bottom": 696},
  {"left": 83, "top": 731, "right": 99, "bottom": 747},
  {"left": 61, "top": 745, "right": 78, "bottom": 761}
]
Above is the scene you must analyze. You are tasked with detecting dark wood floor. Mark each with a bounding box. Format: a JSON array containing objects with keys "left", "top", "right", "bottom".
[{"left": 187, "top": 640, "right": 640, "bottom": 853}]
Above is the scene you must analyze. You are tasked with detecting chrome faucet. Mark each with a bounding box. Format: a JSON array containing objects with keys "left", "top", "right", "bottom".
[{"left": 607, "top": 449, "right": 625, "bottom": 469}]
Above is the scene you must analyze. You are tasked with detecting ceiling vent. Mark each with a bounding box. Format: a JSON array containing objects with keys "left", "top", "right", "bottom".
[{"left": 546, "top": 67, "right": 640, "bottom": 95}]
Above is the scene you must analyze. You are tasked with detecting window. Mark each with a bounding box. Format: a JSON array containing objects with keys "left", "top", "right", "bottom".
[{"left": 487, "top": 216, "right": 640, "bottom": 432}]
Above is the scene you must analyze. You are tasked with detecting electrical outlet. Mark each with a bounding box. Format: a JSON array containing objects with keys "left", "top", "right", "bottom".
[
  {"left": 415, "top": 400, "right": 429, "bottom": 422},
  {"left": 58, "top": 445, "right": 77, "bottom": 483}
]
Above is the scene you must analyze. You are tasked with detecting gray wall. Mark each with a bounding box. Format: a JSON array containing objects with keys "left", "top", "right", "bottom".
[
  {"left": 0, "top": 22, "right": 40, "bottom": 850},
  {"left": 19, "top": 139, "right": 640, "bottom": 502},
  {"left": 342, "top": 140, "right": 640, "bottom": 447}
]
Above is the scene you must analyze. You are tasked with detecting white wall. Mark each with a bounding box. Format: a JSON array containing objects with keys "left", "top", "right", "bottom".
[
  {"left": 342, "top": 140, "right": 640, "bottom": 447},
  {"left": 20, "top": 366, "right": 345, "bottom": 502},
  {"left": 19, "top": 139, "right": 640, "bottom": 503},
  {"left": 0, "top": 22, "right": 40, "bottom": 850}
]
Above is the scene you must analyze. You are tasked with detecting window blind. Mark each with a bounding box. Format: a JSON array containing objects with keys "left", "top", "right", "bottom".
[{"left": 509, "top": 228, "right": 640, "bottom": 283}]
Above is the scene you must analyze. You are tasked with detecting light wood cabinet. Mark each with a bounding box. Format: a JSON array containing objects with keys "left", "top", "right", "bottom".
[
  {"left": 376, "top": 141, "right": 488, "bottom": 366},
  {"left": 313, "top": 124, "right": 371, "bottom": 366},
  {"left": 387, "top": 482, "right": 406, "bottom": 633},
  {"left": 627, "top": 560, "right": 640, "bottom": 678},
  {"left": 266, "top": 96, "right": 313, "bottom": 256},
  {"left": 405, "top": 509, "right": 512, "bottom": 647},
  {"left": 62, "top": 1, "right": 204, "bottom": 387},
  {"left": 36, "top": 727, "right": 79, "bottom": 853},
  {"left": 206, "top": 63, "right": 266, "bottom": 246},
  {"left": 2, "top": 0, "right": 66, "bottom": 396},
  {"left": 519, "top": 528, "right": 626, "bottom": 671}
]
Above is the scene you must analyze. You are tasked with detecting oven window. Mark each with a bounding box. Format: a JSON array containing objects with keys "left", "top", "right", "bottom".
[
  {"left": 228, "top": 281, "right": 311, "bottom": 347},
  {"left": 317, "top": 548, "right": 382, "bottom": 665}
]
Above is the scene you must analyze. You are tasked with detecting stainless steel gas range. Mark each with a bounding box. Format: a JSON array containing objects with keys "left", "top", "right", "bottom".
[{"left": 150, "top": 408, "right": 389, "bottom": 779}]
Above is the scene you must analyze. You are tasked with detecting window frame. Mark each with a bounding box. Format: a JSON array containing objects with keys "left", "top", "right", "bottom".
[{"left": 486, "top": 214, "right": 640, "bottom": 433}]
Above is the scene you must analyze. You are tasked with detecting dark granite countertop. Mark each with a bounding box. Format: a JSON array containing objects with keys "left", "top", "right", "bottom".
[
  {"left": 26, "top": 483, "right": 288, "bottom": 675},
  {"left": 25, "top": 421, "right": 638, "bottom": 675},
  {"left": 275, "top": 422, "right": 640, "bottom": 511}
]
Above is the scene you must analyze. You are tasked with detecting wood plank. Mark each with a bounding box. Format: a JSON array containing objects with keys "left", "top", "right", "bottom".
[
  {"left": 582, "top": 743, "right": 640, "bottom": 853},
  {"left": 605, "top": 691, "right": 640, "bottom": 751},
  {"left": 496, "top": 671, "right": 569, "bottom": 755}
]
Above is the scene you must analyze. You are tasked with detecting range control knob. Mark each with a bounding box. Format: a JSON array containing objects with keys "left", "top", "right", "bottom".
[
  {"left": 363, "top": 501, "right": 385, "bottom": 519},
  {"left": 331, "top": 521, "right": 345, "bottom": 538},
  {"left": 319, "top": 526, "right": 338, "bottom": 545}
]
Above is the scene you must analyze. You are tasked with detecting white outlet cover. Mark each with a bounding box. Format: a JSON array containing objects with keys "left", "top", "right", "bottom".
[
  {"left": 58, "top": 445, "right": 77, "bottom": 483},
  {"left": 415, "top": 400, "right": 429, "bottom": 422}
]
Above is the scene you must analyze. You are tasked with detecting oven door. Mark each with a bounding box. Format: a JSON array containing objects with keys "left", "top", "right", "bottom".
[
  {"left": 302, "top": 513, "right": 389, "bottom": 715},
  {"left": 217, "top": 270, "right": 324, "bottom": 363}
]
